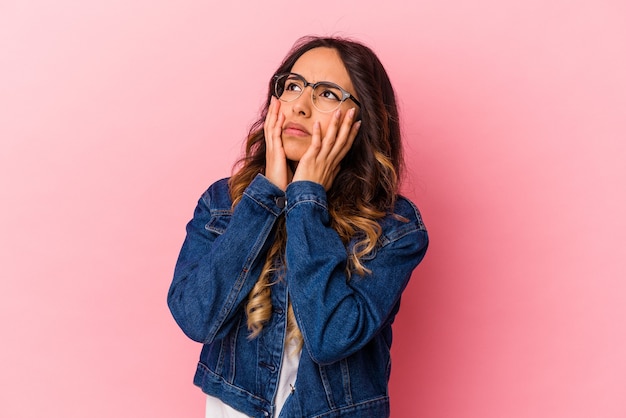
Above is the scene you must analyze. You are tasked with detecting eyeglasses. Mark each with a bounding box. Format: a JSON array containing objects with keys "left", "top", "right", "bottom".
[{"left": 273, "top": 72, "right": 361, "bottom": 113}]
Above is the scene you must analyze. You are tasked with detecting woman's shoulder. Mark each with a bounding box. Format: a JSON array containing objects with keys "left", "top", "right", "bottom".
[
  {"left": 394, "top": 195, "right": 426, "bottom": 227},
  {"left": 199, "top": 177, "right": 232, "bottom": 210},
  {"left": 377, "top": 195, "right": 427, "bottom": 244}
]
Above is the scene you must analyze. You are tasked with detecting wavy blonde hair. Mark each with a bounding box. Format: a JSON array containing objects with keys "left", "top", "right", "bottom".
[{"left": 228, "top": 36, "right": 404, "bottom": 352}]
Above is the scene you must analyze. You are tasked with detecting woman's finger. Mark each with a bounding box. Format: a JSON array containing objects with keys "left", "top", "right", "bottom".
[
  {"left": 326, "top": 107, "right": 357, "bottom": 163},
  {"left": 263, "top": 97, "right": 289, "bottom": 190},
  {"left": 264, "top": 97, "right": 278, "bottom": 140},
  {"left": 335, "top": 117, "right": 360, "bottom": 162},
  {"left": 316, "top": 108, "right": 342, "bottom": 160}
]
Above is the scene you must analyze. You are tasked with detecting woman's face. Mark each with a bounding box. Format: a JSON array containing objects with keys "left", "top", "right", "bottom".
[{"left": 278, "top": 47, "right": 358, "bottom": 162}]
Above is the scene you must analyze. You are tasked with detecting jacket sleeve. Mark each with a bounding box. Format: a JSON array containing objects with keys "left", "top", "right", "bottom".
[
  {"left": 284, "top": 181, "right": 428, "bottom": 365},
  {"left": 167, "top": 175, "right": 286, "bottom": 344}
]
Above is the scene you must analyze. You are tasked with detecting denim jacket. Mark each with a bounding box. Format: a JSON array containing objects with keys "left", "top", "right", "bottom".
[{"left": 168, "top": 174, "right": 428, "bottom": 418}]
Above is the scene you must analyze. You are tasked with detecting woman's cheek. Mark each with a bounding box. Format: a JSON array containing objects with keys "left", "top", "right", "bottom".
[{"left": 317, "top": 115, "right": 333, "bottom": 138}]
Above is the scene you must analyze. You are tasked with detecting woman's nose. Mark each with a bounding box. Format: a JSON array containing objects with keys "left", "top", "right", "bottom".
[{"left": 291, "top": 89, "right": 312, "bottom": 116}]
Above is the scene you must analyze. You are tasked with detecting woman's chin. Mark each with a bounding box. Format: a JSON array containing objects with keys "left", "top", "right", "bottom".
[{"left": 282, "top": 142, "right": 308, "bottom": 162}]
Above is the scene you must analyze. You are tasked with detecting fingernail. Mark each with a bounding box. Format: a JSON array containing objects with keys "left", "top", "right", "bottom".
[
  {"left": 335, "top": 109, "right": 341, "bottom": 119},
  {"left": 349, "top": 108, "right": 356, "bottom": 118},
  {"left": 355, "top": 121, "right": 362, "bottom": 129}
]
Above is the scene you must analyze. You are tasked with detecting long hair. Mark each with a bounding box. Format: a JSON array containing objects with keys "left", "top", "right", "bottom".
[{"left": 228, "top": 36, "right": 404, "bottom": 349}]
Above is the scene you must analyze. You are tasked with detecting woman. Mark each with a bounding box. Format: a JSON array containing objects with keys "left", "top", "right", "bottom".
[{"left": 168, "top": 36, "right": 428, "bottom": 418}]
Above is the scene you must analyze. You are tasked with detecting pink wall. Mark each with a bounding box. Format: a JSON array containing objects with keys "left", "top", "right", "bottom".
[{"left": 2, "top": 1, "right": 625, "bottom": 417}]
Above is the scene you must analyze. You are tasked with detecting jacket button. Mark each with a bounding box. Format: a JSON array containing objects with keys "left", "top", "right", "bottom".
[
  {"left": 260, "top": 361, "right": 277, "bottom": 372},
  {"left": 275, "top": 196, "right": 286, "bottom": 209}
]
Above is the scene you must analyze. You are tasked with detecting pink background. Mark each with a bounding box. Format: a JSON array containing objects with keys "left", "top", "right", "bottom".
[{"left": 2, "top": 1, "right": 625, "bottom": 417}]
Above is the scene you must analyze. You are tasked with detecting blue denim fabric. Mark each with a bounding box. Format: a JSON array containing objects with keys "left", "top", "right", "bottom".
[{"left": 168, "top": 174, "right": 428, "bottom": 418}]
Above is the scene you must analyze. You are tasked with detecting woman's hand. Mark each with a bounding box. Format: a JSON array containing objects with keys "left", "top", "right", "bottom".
[
  {"left": 293, "top": 107, "right": 361, "bottom": 190},
  {"left": 264, "top": 97, "right": 290, "bottom": 191}
]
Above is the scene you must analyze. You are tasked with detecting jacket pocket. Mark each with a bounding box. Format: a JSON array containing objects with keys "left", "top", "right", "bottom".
[{"left": 205, "top": 210, "right": 232, "bottom": 234}]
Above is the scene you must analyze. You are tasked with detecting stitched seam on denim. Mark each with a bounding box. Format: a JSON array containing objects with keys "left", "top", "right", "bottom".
[
  {"left": 285, "top": 198, "right": 327, "bottom": 215},
  {"left": 360, "top": 226, "right": 418, "bottom": 261},
  {"left": 318, "top": 365, "right": 336, "bottom": 409},
  {"left": 206, "top": 215, "right": 277, "bottom": 342},
  {"left": 382, "top": 223, "right": 419, "bottom": 244},
  {"left": 400, "top": 195, "right": 426, "bottom": 230},
  {"left": 227, "top": 316, "right": 241, "bottom": 385},
  {"left": 340, "top": 358, "right": 353, "bottom": 405},
  {"left": 197, "top": 362, "right": 267, "bottom": 403},
  {"left": 311, "top": 395, "right": 389, "bottom": 417},
  {"left": 206, "top": 216, "right": 230, "bottom": 234},
  {"left": 270, "top": 288, "right": 290, "bottom": 408},
  {"left": 243, "top": 192, "right": 283, "bottom": 216},
  {"left": 216, "top": 337, "right": 226, "bottom": 376},
  {"left": 209, "top": 209, "right": 232, "bottom": 216}
]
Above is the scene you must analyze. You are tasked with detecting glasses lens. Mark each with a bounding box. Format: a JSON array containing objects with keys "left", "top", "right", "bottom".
[
  {"left": 274, "top": 74, "right": 348, "bottom": 112},
  {"left": 312, "top": 83, "right": 344, "bottom": 112},
  {"left": 275, "top": 74, "right": 304, "bottom": 102}
]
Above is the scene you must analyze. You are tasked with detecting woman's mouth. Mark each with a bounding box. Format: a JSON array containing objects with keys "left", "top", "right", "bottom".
[{"left": 283, "top": 122, "right": 310, "bottom": 137}]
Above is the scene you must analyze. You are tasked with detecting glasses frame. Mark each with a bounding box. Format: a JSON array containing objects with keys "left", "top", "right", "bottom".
[{"left": 273, "top": 72, "right": 362, "bottom": 113}]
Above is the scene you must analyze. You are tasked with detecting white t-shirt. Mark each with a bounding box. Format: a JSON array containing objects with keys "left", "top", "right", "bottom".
[{"left": 205, "top": 339, "right": 301, "bottom": 418}]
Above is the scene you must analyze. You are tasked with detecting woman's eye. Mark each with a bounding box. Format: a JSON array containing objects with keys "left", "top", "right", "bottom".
[
  {"left": 285, "top": 81, "right": 303, "bottom": 92},
  {"left": 319, "top": 88, "right": 341, "bottom": 101}
]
